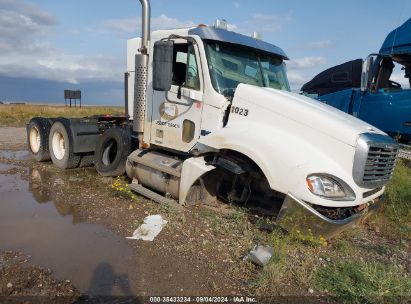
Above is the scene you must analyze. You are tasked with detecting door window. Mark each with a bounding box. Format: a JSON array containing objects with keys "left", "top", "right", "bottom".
[
  {"left": 173, "top": 43, "right": 200, "bottom": 90},
  {"left": 186, "top": 45, "right": 200, "bottom": 90},
  {"left": 171, "top": 43, "right": 200, "bottom": 90}
]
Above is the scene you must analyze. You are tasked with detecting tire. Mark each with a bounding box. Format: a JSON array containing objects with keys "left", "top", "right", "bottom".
[
  {"left": 95, "top": 128, "right": 131, "bottom": 177},
  {"left": 27, "top": 117, "right": 51, "bottom": 162},
  {"left": 49, "top": 119, "right": 80, "bottom": 169}
]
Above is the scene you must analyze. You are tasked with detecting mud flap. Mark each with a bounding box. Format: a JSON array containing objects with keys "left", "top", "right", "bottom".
[{"left": 276, "top": 193, "right": 380, "bottom": 240}]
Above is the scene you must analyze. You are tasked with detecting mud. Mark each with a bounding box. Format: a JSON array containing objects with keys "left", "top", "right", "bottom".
[
  {"left": 0, "top": 169, "right": 136, "bottom": 296},
  {"left": 0, "top": 251, "right": 80, "bottom": 301},
  {"left": 0, "top": 142, "right": 252, "bottom": 298},
  {"left": 0, "top": 127, "right": 27, "bottom": 150}
]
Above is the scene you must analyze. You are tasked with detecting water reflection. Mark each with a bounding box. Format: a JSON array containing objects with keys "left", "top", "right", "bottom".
[
  {"left": 0, "top": 165, "right": 137, "bottom": 296},
  {"left": 28, "top": 168, "right": 77, "bottom": 218}
]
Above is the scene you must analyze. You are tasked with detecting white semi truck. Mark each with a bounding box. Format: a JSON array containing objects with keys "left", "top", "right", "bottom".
[{"left": 27, "top": 0, "right": 399, "bottom": 239}]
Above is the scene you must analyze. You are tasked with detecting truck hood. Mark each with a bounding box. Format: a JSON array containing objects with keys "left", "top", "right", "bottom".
[{"left": 233, "top": 84, "right": 385, "bottom": 147}]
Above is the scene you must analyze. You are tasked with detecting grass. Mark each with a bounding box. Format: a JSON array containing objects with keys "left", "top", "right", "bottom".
[
  {"left": 0, "top": 104, "right": 124, "bottom": 127},
  {"left": 314, "top": 261, "right": 411, "bottom": 303},
  {"left": 253, "top": 162, "right": 411, "bottom": 299},
  {"left": 380, "top": 160, "right": 411, "bottom": 239},
  {"left": 253, "top": 230, "right": 288, "bottom": 294}
]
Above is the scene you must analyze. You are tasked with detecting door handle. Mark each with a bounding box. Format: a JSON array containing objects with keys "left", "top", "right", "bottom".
[{"left": 181, "top": 88, "right": 203, "bottom": 101}]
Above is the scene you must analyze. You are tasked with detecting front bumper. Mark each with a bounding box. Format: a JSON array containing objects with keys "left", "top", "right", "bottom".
[{"left": 276, "top": 193, "right": 380, "bottom": 240}]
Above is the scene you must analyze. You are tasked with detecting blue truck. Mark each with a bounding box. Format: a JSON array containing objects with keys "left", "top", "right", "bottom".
[{"left": 301, "top": 18, "right": 411, "bottom": 144}]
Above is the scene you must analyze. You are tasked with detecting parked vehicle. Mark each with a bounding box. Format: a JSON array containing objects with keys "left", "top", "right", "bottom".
[
  {"left": 27, "top": 0, "right": 399, "bottom": 239},
  {"left": 302, "top": 18, "right": 411, "bottom": 144}
]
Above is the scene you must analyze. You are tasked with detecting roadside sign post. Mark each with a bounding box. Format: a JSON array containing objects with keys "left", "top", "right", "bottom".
[{"left": 64, "top": 90, "right": 82, "bottom": 108}]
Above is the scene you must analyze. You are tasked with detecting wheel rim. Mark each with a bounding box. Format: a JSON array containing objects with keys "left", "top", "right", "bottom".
[
  {"left": 102, "top": 140, "right": 118, "bottom": 166},
  {"left": 52, "top": 131, "right": 65, "bottom": 160},
  {"left": 29, "top": 126, "right": 41, "bottom": 154}
]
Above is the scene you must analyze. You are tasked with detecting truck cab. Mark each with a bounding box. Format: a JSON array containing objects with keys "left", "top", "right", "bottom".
[
  {"left": 124, "top": 16, "right": 399, "bottom": 239},
  {"left": 127, "top": 25, "right": 291, "bottom": 153},
  {"left": 301, "top": 18, "right": 411, "bottom": 144}
]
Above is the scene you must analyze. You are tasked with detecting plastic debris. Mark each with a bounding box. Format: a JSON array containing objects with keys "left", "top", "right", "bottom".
[
  {"left": 126, "top": 215, "right": 167, "bottom": 241},
  {"left": 244, "top": 245, "right": 274, "bottom": 267}
]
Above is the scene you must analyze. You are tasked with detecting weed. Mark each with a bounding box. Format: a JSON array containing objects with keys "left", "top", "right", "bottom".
[
  {"left": 228, "top": 206, "right": 248, "bottom": 225},
  {"left": 379, "top": 160, "right": 411, "bottom": 239},
  {"left": 111, "top": 177, "right": 139, "bottom": 202},
  {"left": 253, "top": 229, "right": 288, "bottom": 295},
  {"left": 159, "top": 203, "right": 186, "bottom": 225},
  {"left": 333, "top": 238, "right": 356, "bottom": 255},
  {"left": 289, "top": 229, "right": 328, "bottom": 247},
  {"left": 314, "top": 261, "right": 411, "bottom": 303}
]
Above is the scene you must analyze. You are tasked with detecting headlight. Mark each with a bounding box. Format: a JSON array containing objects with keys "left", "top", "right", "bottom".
[{"left": 306, "top": 174, "right": 355, "bottom": 201}]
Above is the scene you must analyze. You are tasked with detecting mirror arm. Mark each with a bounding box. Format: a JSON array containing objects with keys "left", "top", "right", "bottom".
[{"left": 177, "top": 82, "right": 185, "bottom": 99}]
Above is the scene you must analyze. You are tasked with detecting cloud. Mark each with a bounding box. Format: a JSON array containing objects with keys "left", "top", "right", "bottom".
[
  {"left": 287, "top": 56, "right": 327, "bottom": 69},
  {"left": 286, "top": 56, "right": 327, "bottom": 90},
  {"left": 0, "top": 0, "right": 56, "bottom": 52},
  {"left": 0, "top": 0, "right": 122, "bottom": 85},
  {"left": 104, "top": 14, "right": 196, "bottom": 35},
  {"left": 233, "top": 2, "right": 240, "bottom": 9},
  {"left": 305, "top": 40, "right": 332, "bottom": 49},
  {"left": 286, "top": 70, "right": 306, "bottom": 90}
]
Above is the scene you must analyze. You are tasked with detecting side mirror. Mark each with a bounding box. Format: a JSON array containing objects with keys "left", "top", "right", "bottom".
[
  {"left": 361, "top": 56, "right": 374, "bottom": 92},
  {"left": 153, "top": 40, "right": 174, "bottom": 91}
]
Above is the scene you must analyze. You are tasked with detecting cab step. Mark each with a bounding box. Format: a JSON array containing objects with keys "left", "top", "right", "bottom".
[{"left": 130, "top": 181, "right": 182, "bottom": 210}]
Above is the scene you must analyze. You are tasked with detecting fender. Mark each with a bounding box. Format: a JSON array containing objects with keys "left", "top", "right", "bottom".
[{"left": 196, "top": 121, "right": 374, "bottom": 208}]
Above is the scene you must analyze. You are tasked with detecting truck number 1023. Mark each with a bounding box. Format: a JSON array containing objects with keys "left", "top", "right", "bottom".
[{"left": 231, "top": 106, "right": 249, "bottom": 116}]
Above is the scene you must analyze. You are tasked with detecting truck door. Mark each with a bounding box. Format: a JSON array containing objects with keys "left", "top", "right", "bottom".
[{"left": 150, "top": 41, "right": 204, "bottom": 152}]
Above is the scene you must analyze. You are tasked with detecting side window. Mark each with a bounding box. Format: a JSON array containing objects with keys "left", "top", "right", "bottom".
[
  {"left": 171, "top": 43, "right": 200, "bottom": 90},
  {"left": 172, "top": 45, "right": 188, "bottom": 87},
  {"left": 186, "top": 45, "right": 200, "bottom": 90}
]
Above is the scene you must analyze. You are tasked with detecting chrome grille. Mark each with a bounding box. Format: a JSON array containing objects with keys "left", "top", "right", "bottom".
[
  {"left": 353, "top": 133, "right": 399, "bottom": 188},
  {"left": 363, "top": 145, "right": 398, "bottom": 183}
]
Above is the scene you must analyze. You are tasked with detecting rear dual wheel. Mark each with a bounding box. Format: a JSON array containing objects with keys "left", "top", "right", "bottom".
[
  {"left": 49, "top": 119, "right": 80, "bottom": 169},
  {"left": 27, "top": 118, "right": 52, "bottom": 162}
]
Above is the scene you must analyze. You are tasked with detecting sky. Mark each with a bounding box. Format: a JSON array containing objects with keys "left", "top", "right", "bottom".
[{"left": 0, "top": 0, "right": 410, "bottom": 105}]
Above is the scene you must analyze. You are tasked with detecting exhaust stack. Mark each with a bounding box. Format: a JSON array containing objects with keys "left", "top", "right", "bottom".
[
  {"left": 139, "top": 0, "right": 150, "bottom": 54},
  {"left": 133, "top": 0, "right": 151, "bottom": 146}
]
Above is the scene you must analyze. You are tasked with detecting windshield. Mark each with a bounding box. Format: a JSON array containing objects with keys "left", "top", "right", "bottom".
[{"left": 204, "top": 41, "right": 290, "bottom": 97}]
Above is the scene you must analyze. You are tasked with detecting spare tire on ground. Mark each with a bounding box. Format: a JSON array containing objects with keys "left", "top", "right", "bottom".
[
  {"left": 95, "top": 128, "right": 131, "bottom": 177},
  {"left": 27, "top": 117, "right": 52, "bottom": 162},
  {"left": 49, "top": 119, "right": 81, "bottom": 169}
]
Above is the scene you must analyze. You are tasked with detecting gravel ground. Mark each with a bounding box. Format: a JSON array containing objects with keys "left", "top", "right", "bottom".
[
  {"left": 0, "top": 127, "right": 27, "bottom": 150},
  {"left": 0, "top": 251, "right": 80, "bottom": 301}
]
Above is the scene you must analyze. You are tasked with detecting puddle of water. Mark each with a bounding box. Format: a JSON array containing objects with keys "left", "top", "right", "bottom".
[
  {"left": 0, "top": 168, "right": 137, "bottom": 296},
  {"left": 0, "top": 162, "right": 14, "bottom": 171},
  {"left": 0, "top": 150, "right": 30, "bottom": 161}
]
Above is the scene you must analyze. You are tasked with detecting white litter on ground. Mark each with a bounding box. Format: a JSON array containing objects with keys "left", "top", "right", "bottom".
[
  {"left": 244, "top": 245, "right": 274, "bottom": 267},
  {"left": 126, "top": 215, "right": 168, "bottom": 241}
]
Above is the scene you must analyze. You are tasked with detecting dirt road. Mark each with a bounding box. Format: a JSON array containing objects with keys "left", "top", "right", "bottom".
[{"left": 0, "top": 127, "right": 26, "bottom": 150}]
